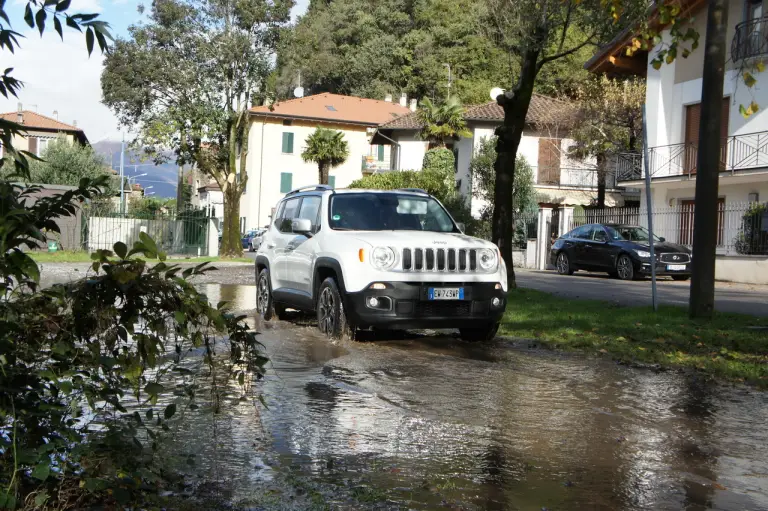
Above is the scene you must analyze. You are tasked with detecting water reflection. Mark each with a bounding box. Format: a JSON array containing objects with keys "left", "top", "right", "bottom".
[{"left": 172, "top": 287, "right": 768, "bottom": 510}]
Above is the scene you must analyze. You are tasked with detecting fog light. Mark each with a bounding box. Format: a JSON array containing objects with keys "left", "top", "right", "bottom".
[
  {"left": 494, "top": 283, "right": 502, "bottom": 290},
  {"left": 370, "top": 283, "right": 386, "bottom": 290},
  {"left": 367, "top": 297, "right": 379, "bottom": 308},
  {"left": 491, "top": 297, "right": 502, "bottom": 308}
]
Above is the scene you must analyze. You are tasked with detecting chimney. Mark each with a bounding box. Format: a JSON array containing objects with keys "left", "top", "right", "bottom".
[
  {"left": 409, "top": 98, "right": 418, "bottom": 112},
  {"left": 16, "top": 103, "right": 22, "bottom": 123},
  {"left": 53, "top": 110, "right": 59, "bottom": 121},
  {"left": 73, "top": 120, "right": 77, "bottom": 128},
  {"left": 384, "top": 94, "right": 392, "bottom": 103},
  {"left": 399, "top": 93, "right": 407, "bottom": 108}
]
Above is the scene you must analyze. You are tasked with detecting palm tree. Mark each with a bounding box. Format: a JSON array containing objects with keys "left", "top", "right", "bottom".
[
  {"left": 301, "top": 127, "right": 350, "bottom": 184},
  {"left": 417, "top": 96, "right": 472, "bottom": 148}
]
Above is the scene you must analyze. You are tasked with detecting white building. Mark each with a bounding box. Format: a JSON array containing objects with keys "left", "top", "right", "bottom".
[
  {"left": 193, "top": 182, "right": 224, "bottom": 220},
  {"left": 372, "top": 94, "right": 630, "bottom": 218},
  {"left": 240, "top": 93, "right": 412, "bottom": 230},
  {"left": 587, "top": 0, "right": 768, "bottom": 210}
]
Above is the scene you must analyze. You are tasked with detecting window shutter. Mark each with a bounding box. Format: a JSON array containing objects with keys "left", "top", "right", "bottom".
[
  {"left": 28, "top": 137, "right": 37, "bottom": 155},
  {"left": 537, "top": 138, "right": 561, "bottom": 185},
  {"left": 280, "top": 172, "right": 292, "bottom": 193},
  {"left": 282, "top": 132, "right": 294, "bottom": 153},
  {"left": 377, "top": 145, "right": 384, "bottom": 161},
  {"left": 328, "top": 175, "right": 336, "bottom": 189}
]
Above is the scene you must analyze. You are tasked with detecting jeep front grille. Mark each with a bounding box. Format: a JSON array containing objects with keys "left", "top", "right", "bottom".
[{"left": 402, "top": 248, "right": 478, "bottom": 272}]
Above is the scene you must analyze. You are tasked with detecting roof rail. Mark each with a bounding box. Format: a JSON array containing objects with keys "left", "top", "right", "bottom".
[
  {"left": 396, "top": 188, "right": 428, "bottom": 194},
  {"left": 285, "top": 184, "right": 333, "bottom": 196}
]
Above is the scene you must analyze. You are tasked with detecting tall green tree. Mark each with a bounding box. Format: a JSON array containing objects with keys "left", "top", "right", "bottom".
[
  {"left": 417, "top": 97, "right": 471, "bottom": 148},
  {"left": 102, "top": 0, "right": 292, "bottom": 257},
  {"left": 301, "top": 127, "right": 349, "bottom": 184}
]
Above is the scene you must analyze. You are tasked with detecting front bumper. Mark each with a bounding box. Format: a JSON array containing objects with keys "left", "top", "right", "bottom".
[
  {"left": 345, "top": 281, "right": 506, "bottom": 330},
  {"left": 636, "top": 260, "right": 691, "bottom": 276}
]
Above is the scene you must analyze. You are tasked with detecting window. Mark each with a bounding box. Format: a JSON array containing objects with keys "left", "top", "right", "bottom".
[
  {"left": 592, "top": 227, "right": 608, "bottom": 242},
  {"left": 298, "top": 196, "right": 322, "bottom": 231},
  {"left": 329, "top": 193, "right": 458, "bottom": 232},
  {"left": 325, "top": 105, "right": 337, "bottom": 112},
  {"left": 328, "top": 175, "right": 336, "bottom": 189},
  {"left": 273, "top": 201, "right": 286, "bottom": 228},
  {"left": 282, "top": 119, "right": 292, "bottom": 126},
  {"left": 377, "top": 144, "right": 385, "bottom": 161},
  {"left": 569, "top": 225, "right": 592, "bottom": 240},
  {"left": 278, "top": 198, "right": 300, "bottom": 233},
  {"left": 747, "top": 0, "right": 763, "bottom": 20},
  {"left": 281, "top": 132, "right": 294, "bottom": 154},
  {"left": 280, "top": 172, "right": 293, "bottom": 193}
]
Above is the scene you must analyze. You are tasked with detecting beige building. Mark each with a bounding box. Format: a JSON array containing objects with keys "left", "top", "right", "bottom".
[
  {"left": 0, "top": 106, "right": 88, "bottom": 157},
  {"left": 240, "top": 93, "right": 412, "bottom": 230}
]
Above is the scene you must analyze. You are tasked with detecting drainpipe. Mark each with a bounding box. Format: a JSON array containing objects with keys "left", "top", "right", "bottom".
[
  {"left": 256, "top": 116, "right": 266, "bottom": 227},
  {"left": 373, "top": 129, "right": 401, "bottom": 171}
]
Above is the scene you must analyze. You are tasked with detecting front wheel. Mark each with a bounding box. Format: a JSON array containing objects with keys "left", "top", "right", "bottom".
[
  {"left": 316, "top": 277, "right": 356, "bottom": 340},
  {"left": 672, "top": 275, "right": 690, "bottom": 281},
  {"left": 616, "top": 254, "right": 635, "bottom": 281},
  {"left": 459, "top": 323, "right": 499, "bottom": 342},
  {"left": 556, "top": 252, "right": 574, "bottom": 275}
]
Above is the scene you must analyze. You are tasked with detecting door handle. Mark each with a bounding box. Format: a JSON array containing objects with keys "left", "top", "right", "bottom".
[{"left": 266, "top": 242, "right": 276, "bottom": 249}]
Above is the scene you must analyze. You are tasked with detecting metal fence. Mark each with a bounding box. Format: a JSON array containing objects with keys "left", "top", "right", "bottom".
[
  {"left": 569, "top": 202, "right": 768, "bottom": 255},
  {"left": 513, "top": 211, "right": 539, "bottom": 249}
]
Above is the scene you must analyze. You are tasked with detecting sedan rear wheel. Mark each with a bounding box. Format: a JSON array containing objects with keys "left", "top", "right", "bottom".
[
  {"left": 556, "top": 252, "right": 574, "bottom": 275},
  {"left": 616, "top": 254, "right": 635, "bottom": 281}
]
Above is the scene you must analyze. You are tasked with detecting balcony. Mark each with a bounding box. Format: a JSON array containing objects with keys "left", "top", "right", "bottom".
[
  {"left": 732, "top": 17, "right": 768, "bottom": 62},
  {"left": 616, "top": 130, "right": 768, "bottom": 182}
]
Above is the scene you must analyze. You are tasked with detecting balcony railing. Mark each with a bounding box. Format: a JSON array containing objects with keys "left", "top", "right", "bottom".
[
  {"left": 732, "top": 17, "right": 768, "bottom": 62},
  {"left": 616, "top": 130, "right": 768, "bottom": 182}
]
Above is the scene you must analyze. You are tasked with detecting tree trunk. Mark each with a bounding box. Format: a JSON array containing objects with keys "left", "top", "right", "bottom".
[
  {"left": 318, "top": 161, "right": 329, "bottom": 184},
  {"left": 690, "top": 0, "right": 728, "bottom": 319},
  {"left": 492, "top": 41, "right": 543, "bottom": 290},
  {"left": 596, "top": 153, "right": 606, "bottom": 209},
  {"left": 221, "top": 184, "right": 243, "bottom": 257}
]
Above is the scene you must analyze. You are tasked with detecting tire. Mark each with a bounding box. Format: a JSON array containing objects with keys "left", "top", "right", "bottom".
[
  {"left": 672, "top": 275, "right": 690, "bottom": 281},
  {"left": 616, "top": 254, "right": 635, "bottom": 281},
  {"left": 316, "top": 277, "right": 355, "bottom": 340},
  {"left": 256, "top": 268, "right": 287, "bottom": 320},
  {"left": 556, "top": 252, "right": 574, "bottom": 275},
  {"left": 460, "top": 323, "right": 500, "bottom": 342}
]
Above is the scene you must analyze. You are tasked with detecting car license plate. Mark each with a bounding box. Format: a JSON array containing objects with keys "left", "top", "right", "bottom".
[
  {"left": 667, "top": 264, "right": 686, "bottom": 271},
  {"left": 429, "top": 287, "right": 464, "bottom": 300}
]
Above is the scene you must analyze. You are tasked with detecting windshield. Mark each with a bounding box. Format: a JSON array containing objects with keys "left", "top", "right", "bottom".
[
  {"left": 608, "top": 225, "right": 662, "bottom": 243},
  {"left": 329, "top": 193, "right": 458, "bottom": 232}
]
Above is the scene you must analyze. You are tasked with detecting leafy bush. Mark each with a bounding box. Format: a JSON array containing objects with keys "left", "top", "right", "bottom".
[
  {"left": 422, "top": 147, "right": 455, "bottom": 176},
  {"left": 734, "top": 203, "right": 768, "bottom": 255},
  {"left": 0, "top": 178, "right": 265, "bottom": 509}
]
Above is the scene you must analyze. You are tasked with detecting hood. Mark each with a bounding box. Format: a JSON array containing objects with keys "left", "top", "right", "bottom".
[
  {"left": 619, "top": 240, "right": 691, "bottom": 253},
  {"left": 328, "top": 230, "right": 497, "bottom": 249}
]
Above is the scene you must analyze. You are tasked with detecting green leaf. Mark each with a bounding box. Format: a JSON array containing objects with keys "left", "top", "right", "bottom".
[
  {"left": 56, "top": 0, "right": 71, "bottom": 11},
  {"left": 113, "top": 241, "right": 128, "bottom": 259},
  {"left": 85, "top": 26, "right": 94, "bottom": 56},
  {"left": 35, "top": 8, "right": 46, "bottom": 36},
  {"left": 65, "top": 15, "right": 81, "bottom": 32},
  {"left": 53, "top": 16, "right": 63, "bottom": 40},
  {"left": 146, "top": 408, "right": 153, "bottom": 420},
  {"left": 24, "top": 3, "right": 33, "bottom": 28},
  {"left": 31, "top": 462, "right": 50, "bottom": 481},
  {"left": 258, "top": 394, "right": 269, "bottom": 409},
  {"left": 144, "top": 382, "right": 164, "bottom": 397},
  {"left": 33, "top": 490, "right": 49, "bottom": 507},
  {"left": 139, "top": 232, "right": 158, "bottom": 256},
  {"left": 164, "top": 403, "right": 176, "bottom": 419},
  {"left": 651, "top": 59, "right": 662, "bottom": 70},
  {"left": 174, "top": 311, "right": 186, "bottom": 324},
  {"left": 0, "top": 492, "right": 17, "bottom": 509}
]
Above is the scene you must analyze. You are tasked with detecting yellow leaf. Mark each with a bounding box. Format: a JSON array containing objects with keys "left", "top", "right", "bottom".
[
  {"left": 750, "top": 100, "right": 760, "bottom": 114},
  {"left": 743, "top": 71, "right": 757, "bottom": 88},
  {"left": 638, "top": 347, "right": 646, "bottom": 351},
  {"left": 632, "top": 38, "right": 642, "bottom": 49},
  {"left": 757, "top": 61, "right": 766, "bottom": 73}
]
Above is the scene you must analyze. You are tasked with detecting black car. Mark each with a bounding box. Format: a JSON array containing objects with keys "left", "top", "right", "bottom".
[{"left": 550, "top": 223, "right": 692, "bottom": 281}]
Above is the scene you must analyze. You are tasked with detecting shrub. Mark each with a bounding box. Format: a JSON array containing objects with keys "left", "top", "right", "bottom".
[{"left": 734, "top": 203, "right": 768, "bottom": 255}]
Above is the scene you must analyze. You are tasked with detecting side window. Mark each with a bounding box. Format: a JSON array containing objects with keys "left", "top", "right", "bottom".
[
  {"left": 573, "top": 225, "right": 592, "bottom": 240},
  {"left": 272, "top": 201, "right": 286, "bottom": 228},
  {"left": 297, "top": 196, "right": 322, "bottom": 231},
  {"left": 278, "top": 198, "right": 300, "bottom": 233},
  {"left": 593, "top": 227, "right": 608, "bottom": 242}
]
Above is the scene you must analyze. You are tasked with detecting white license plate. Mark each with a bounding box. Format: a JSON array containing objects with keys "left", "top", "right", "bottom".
[
  {"left": 667, "top": 264, "right": 686, "bottom": 271},
  {"left": 429, "top": 288, "right": 464, "bottom": 300}
]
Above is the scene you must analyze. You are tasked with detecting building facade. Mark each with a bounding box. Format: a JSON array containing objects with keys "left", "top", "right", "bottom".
[
  {"left": 240, "top": 93, "right": 412, "bottom": 230},
  {"left": 0, "top": 106, "right": 88, "bottom": 157}
]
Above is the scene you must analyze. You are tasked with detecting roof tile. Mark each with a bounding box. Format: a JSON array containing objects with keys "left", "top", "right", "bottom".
[{"left": 0, "top": 110, "right": 83, "bottom": 132}]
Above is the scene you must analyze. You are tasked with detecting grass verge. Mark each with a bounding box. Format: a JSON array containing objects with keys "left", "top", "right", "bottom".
[
  {"left": 29, "top": 251, "right": 252, "bottom": 264},
  {"left": 500, "top": 288, "right": 768, "bottom": 386}
]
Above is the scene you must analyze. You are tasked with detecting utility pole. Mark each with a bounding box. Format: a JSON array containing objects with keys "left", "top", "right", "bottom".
[
  {"left": 690, "top": 0, "right": 728, "bottom": 319},
  {"left": 119, "top": 133, "right": 125, "bottom": 215}
]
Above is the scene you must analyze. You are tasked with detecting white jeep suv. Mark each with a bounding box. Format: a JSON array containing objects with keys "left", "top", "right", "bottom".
[{"left": 254, "top": 185, "right": 508, "bottom": 341}]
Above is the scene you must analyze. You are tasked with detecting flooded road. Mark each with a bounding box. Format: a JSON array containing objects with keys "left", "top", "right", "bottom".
[{"left": 197, "top": 284, "right": 768, "bottom": 510}]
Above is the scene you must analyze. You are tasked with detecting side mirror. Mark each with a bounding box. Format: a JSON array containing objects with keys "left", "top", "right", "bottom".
[
  {"left": 291, "top": 218, "right": 313, "bottom": 236},
  {"left": 659, "top": 237, "right": 666, "bottom": 242},
  {"left": 456, "top": 222, "right": 466, "bottom": 233}
]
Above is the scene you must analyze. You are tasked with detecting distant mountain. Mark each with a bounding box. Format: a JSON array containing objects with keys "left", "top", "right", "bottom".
[{"left": 93, "top": 141, "right": 180, "bottom": 198}]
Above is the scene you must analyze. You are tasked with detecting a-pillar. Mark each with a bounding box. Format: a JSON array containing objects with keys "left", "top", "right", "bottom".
[
  {"left": 536, "top": 206, "right": 553, "bottom": 270},
  {"left": 559, "top": 206, "right": 574, "bottom": 237}
]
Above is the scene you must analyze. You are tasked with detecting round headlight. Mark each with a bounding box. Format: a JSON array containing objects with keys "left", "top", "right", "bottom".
[
  {"left": 371, "top": 246, "right": 396, "bottom": 269},
  {"left": 478, "top": 248, "right": 497, "bottom": 271}
]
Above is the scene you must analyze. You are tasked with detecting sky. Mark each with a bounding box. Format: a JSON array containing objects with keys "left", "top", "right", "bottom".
[{"left": 0, "top": 0, "right": 310, "bottom": 146}]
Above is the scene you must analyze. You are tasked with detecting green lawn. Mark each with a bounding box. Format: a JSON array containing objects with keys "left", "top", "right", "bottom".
[
  {"left": 500, "top": 288, "right": 768, "bottom": 386},
  {"left": 29, "top": 251, "right": 252, "bottom": 264}
]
